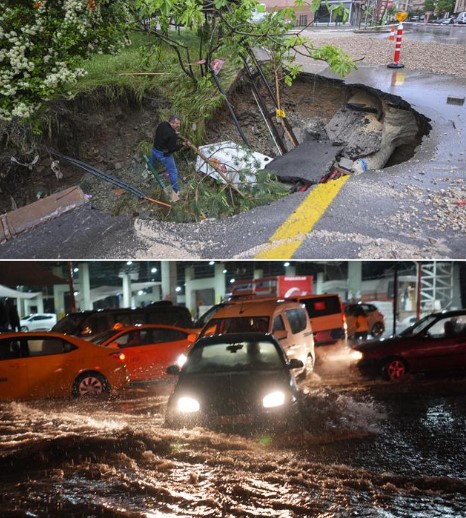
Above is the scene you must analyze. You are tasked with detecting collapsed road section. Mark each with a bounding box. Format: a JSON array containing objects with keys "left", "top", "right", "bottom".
[{"left": 202, "top": 72, "right": 431, "bottom": 190}]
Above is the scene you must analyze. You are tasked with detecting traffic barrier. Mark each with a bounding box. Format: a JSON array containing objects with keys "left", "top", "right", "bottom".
[{"left": 387, "top": 23, "right": 405, "bottom": 69}]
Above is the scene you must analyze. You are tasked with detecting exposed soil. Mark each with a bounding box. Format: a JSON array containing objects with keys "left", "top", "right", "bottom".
[{"left": 0, "top": 75, "right": 347, "bottom": 218}]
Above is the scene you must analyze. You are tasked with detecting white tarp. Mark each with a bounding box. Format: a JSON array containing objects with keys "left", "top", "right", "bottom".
[
  {"left": 195, "top": 141, "right": 273, "bottom": 185},
  {"left": 0, "top": 285, "right": 42, "bottom": 299}
]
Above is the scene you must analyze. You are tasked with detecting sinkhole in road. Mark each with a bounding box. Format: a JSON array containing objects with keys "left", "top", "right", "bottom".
[
  {"left": 0, "top": 72, "right": 432, "bottom": 225},
  {"left": 205, "top": 72, "right": 432, "bottom": 189}
]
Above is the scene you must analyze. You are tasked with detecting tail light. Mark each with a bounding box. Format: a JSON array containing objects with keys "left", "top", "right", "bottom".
[{"left": 110, "top": 352, "right": 126, "bottom": 362}]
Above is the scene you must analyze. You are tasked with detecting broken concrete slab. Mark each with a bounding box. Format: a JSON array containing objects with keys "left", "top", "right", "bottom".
[
  {"left": 265, "top": 139, "right": 344, "bottom": 185},
  {"left": 325, "top": 109, "right": 383, "bottom": 158},
  {"left": 0, "top": 186, "right": 87, "bottom": 244}
]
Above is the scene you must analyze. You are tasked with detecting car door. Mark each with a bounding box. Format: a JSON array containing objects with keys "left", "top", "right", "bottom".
[
  {"left": 403, "top": 316, "right": 466, "bottom": 372},
  {"left": 141, "top": 328, "right": 193, "bottom": 379},
  {"left": 26, "top": 337, "right": 73, "bottom": 397},
  {"left": 0, "top": 337, "right": 29, "bottom": 399},
  {"left": 114, "top": 328, "right": 192, "bottom": 381}
]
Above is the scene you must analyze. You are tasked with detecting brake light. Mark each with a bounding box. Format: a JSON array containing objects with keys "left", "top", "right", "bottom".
[{"left": 111, "top": 352, "right": 126, "bottom": 362}]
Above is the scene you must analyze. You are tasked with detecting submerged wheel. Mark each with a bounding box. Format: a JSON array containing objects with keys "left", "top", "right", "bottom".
[
  {"left": 72, "top": 372, "right": 110, "bottom": 397},
  {"left": 382, "top": 357, "right": 408, "bottom": 381},
  {"left": 371, "top": 322, "right": 385, "bottom": 337}
]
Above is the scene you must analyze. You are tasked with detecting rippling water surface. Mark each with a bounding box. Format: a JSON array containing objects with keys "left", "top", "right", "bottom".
[{"left": 1, "top": 375, "right": 465, "bottom": 517}]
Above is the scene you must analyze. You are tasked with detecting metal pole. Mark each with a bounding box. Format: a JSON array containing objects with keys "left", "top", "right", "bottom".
[
  {"left": 67, "top": 262, "right": 76, "bottom": 313},
  {"left": 209, "top": 64, "right": 250, "bottom": 147},
  {"left": 392, "top": 263, "right": 399, "bottom": 335}
]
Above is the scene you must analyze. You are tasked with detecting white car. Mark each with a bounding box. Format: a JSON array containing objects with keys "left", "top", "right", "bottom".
[{"left": 20, "top": 313, "right": 57, "bottom": 332}]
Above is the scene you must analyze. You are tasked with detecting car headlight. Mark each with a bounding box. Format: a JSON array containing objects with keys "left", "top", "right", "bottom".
[
  {"left": 177, "top": 396, "right": 200, "bottom": 414},
  {"left": 177, "top": 353, "right": 187, "bottom": 368},
  {"left": 263, "top": 390, "right": 285, "bottom": 408},
  {"left": 350, "top": 350, "right": 363, "bottom": 361}
]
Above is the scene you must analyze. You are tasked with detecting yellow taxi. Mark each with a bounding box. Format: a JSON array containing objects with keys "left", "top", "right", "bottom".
[{"left": 0, "top": 332, "right": 128, "bottom": 400}]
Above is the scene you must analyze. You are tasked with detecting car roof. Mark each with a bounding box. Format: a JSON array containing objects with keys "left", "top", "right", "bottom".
[
  {"left": 107, "top": 323, "right": 194, "bottom": 333},
  {"left": 212, "top": 299, "right": 304, "bottom": 317}
]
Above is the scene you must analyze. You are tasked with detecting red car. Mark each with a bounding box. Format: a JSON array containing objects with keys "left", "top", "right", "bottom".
[
  {"left": 354, "top": 310, "right": 466, "bottom": 381},
  {"left": 93, "top": 324, "right": 198, "bottom": 382}
]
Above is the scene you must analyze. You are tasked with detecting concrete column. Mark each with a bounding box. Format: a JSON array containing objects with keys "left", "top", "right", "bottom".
[
  {"left": 214, "top": 263, "right": 226, "bottom": 303},
  {"left": 316, "top": 272, "right": 325, "bottom": 294},
  {"left": 253, "top": 268, "right": 263, "bottom": 279},
  {"left": 121, "top": 273, "right": 132, "bottom": 307},
  {"left": 79, "top": 262, "right": 92, "bottom": 310},
  {"left": 161, "top": 261, "right": 177, "bottom": 301},
  {"left": 53, "top": 284, "right": 69, "bottom": 319},
  {"left": 184, "top": 266, "right": 195, "bottom": 314},
  {"left": 347, "top": 261, "right": 362, "bottom": 301}
]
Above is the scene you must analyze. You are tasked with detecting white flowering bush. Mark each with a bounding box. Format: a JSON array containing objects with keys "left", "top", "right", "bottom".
[{"left": 0, "top": 0, "right": 131, "bottom": 120}]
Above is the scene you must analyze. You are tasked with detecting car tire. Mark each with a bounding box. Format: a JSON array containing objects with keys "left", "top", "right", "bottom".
[
  {"left": 371, "top": 322, "right": 385, "bottom": 337},
  {"left": 20, "top": 326, "right": 28, "bottom": 332},
  {"left": 72, "top": 371, "right": 110, "bottom": 397},
  {"left": 382, "top": 357, "right": 408, "bottom": 381}
]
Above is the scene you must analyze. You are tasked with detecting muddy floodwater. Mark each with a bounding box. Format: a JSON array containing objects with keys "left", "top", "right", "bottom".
[{"left": 1, "top": 371, "right": 465, "bottom": 517}]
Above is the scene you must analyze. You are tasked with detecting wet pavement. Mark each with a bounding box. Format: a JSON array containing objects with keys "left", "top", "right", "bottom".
[
  {"left": 1, "top": 371, "right": 465, "bottom": 517},
  {"left": 0, "top": 31, "right": 465, "bottom": 259}
]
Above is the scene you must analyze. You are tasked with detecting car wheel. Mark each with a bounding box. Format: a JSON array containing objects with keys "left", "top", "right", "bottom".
[
  {"left": 371, "top": 322, "right": 385, "bottom": 337},
  {"left": 382, "top": 357, "right": 408, "bottom": 381},
  {"left": 20, "top": 326, "right": 28, "bottom": 331},
  {"left": 72, "top": 372, "right": 110, "bottom": 397}
]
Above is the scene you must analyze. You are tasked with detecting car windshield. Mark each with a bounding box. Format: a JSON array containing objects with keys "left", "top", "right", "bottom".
[
  {"left": 183, "top": 340, "right": 283, "bottom": 374},
  {"left": 201, "top": 317, "right": 270, "bottom": 336},
  {"left": 194, "top": 304, "right": 226, "bottom": 329},
  {"left": 399, "top": 314, "right": 441, "bottom": 336}
]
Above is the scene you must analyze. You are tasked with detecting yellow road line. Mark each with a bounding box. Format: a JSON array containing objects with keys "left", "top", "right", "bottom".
[{"left": 255, "top": 175, "right": 350, "bottom": 259}]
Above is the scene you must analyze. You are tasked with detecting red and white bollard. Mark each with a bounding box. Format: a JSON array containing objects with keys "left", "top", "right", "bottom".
[
  {"left": 387, "top": 23, "right": 405, "bottom": 69},
  {"left": 388, "top": 25, "right": 395, "bottom": 41}
]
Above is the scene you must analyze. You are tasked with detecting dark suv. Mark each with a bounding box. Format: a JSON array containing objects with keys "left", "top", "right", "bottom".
[{"left": 52, "top": 301, "right": 193, "bottom": 339}]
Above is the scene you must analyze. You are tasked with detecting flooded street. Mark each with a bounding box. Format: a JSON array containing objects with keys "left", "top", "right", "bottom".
[{"left": 1, "top": 372, "right": 465, "bottom": 517}]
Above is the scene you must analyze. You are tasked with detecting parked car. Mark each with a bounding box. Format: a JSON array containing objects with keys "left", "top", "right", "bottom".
[
  {"left": 165, "top": 333, "right": 303, "bottom": 430},
  {"left": 354, "top": 310, "right": 466, "bottom": 381},
  {"left": 0, "top": 332, "right": 128, "bottom": 400},
  {"left": 52, "top": 301, "right": 193, "bottom": 339},
  {"left": 292, "top": 293, "right": 347, "bottom": 345},
  {"left": 345, "top": 303, "right": 385, "bottom": 338},
  {"left": 93, "top": 324, "right": 198, "bottom": 382},
  {"left": 199, "top": 299, "right": 315, "bottom": 376},
  {"left": 439, "top": 17, "right": 456, "bottom": 24},
  {"left": 20, "top": 313, "right": 57, "bottom": 332},
  {"left": 456, "top": 12, "right": 466, "bottom": 23}
]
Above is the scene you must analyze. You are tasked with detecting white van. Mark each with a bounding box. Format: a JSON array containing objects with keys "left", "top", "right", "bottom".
[{"left": 456, "top": 12, "right": 466, "bottom": 23}]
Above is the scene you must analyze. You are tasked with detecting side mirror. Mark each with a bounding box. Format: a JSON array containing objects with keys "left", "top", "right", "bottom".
[
  {"left": 288, "top": 358, "right": 304, "bottom": 370},
  {"left": 107, "top": 341, "right": 120, "bottom": 349},
  {"left": 167, "top": 365, "right": 180, "bottom": 376}
]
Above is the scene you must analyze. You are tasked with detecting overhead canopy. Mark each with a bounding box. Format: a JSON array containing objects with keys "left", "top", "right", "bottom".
[
  {"left": 0, "top": 285, "right": 42, "bottom": 299},
  {"left": 0, "top": 261, "right": 64, "bottom": 287}
]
